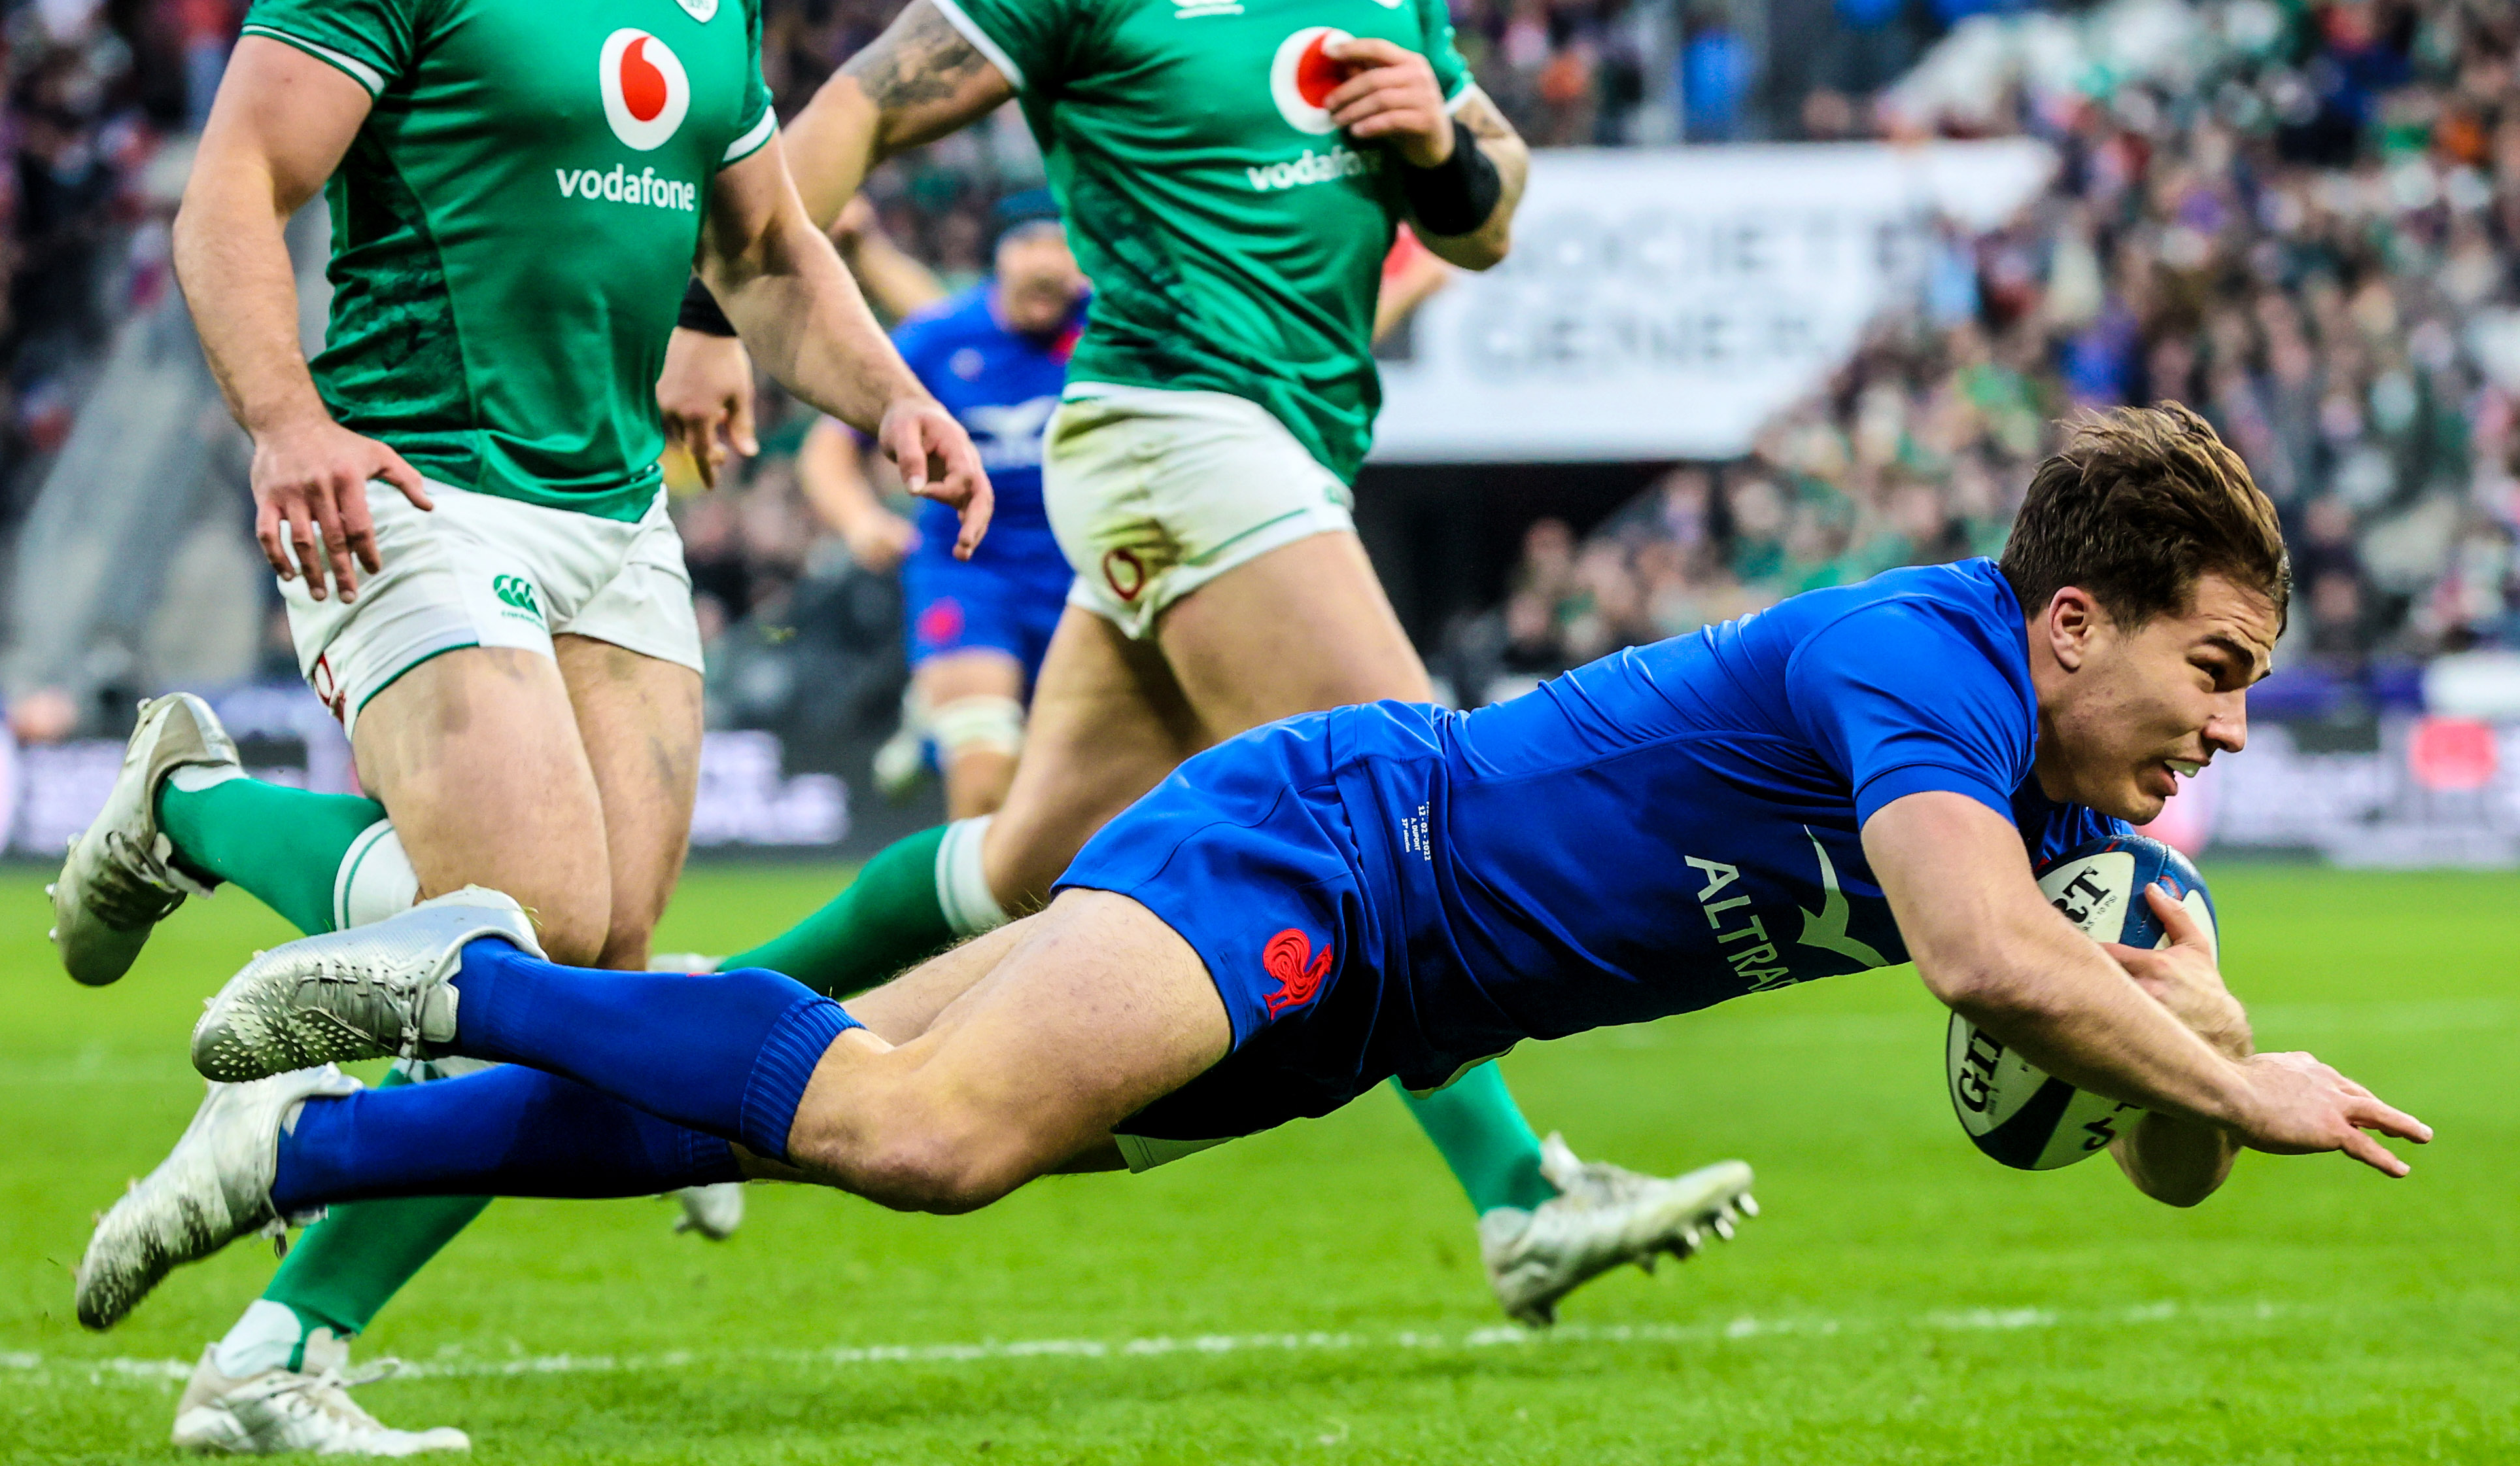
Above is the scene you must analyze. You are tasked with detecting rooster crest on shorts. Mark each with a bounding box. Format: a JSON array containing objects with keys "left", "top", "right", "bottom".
[{"left": 1262, "top": 928, "right": 1332, "bottom": 1018}]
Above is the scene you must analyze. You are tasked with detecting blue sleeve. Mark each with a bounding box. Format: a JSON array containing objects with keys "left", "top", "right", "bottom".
[{"left": 1786, "top": 602, "right": 2035, "bottom": 829}]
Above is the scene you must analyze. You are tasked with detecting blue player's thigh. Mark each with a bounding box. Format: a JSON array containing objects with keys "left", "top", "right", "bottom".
[
  {"left": 1058, "top": 726, "right": 1368, "bottom": 1053},
  {"left": 786, "top": 889, "right": 1232, "bottom": 1201}
]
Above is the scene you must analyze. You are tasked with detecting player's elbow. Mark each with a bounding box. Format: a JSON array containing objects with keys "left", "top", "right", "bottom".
[
  {"left": 2114, "top": 1119, "right": 2235, "bottom": 1208},
  {"left": 1428, "top": 228, "right": 1509, "bottom": 272},
  {"left": 1916, "top": 952, "right": 2039, "bottom": 1023}
]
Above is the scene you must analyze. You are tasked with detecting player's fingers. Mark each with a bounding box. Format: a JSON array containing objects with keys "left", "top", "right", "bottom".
[
  {"left": 1331, "top": 83, "right": 1432, "bottom": 124},
  {"left": 255, "top": 498, "right": 292, "bottom": 580},
  {"left": 337, "top": 474, "right": 383, "bottom": 574},
  {"left": 696, "top": 420, "right": 727, "bottom": 490},
  {"left": 1345, "top": 109, "right": 1441, "bottom": 145},
  {"left": 2346, "top": 1094, "right": 2432, "bottom": 1143},
  {"left": 943, "top": 446, "right": 993, "bottom": 559},
  {"left": 2338, "top": 1128, "right": 2413, "bottom": 1178},
  {"left": 887, "top": 417, "right": 930, "bottom": 495},
  {"left": 1323, "top": 35, "right": 1412, "bottom": 66},
  {"left": 2145, "top": 883, "right": 2211, "bottom": 950},
  {"left": 379, "top": 449, "right": 433, "bottom": 512},
  {"left": 283, "top": 500, "right": 324, "bottom": 601},
  {"left": 729, "top": 387, "right": 759, "bottom": 459},
  {"left": 1324, "top": 67, "right": 1422, "bottom": 113},
  {"left": 311, "top": 478, "right": 360, "bottom": 601}
]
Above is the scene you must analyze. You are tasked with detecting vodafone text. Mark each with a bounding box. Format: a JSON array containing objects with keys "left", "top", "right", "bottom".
[
  {"left": 1245, "top": 145, "right": 1378, "bottom": 192},
  {"left": 556, "top": 165, "right": 698, "bottom": 212}
]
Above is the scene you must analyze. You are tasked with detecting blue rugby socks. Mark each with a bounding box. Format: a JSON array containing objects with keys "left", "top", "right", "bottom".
[
  {"left": 448, "top": 940, "right": 858, "bottom": 1160},
  {"left": 273, "top": 1065, "right": 739, "bottom": 1212}
]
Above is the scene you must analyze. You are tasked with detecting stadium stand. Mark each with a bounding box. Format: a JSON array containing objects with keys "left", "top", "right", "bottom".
[
  {"left": 1, "top": 0, "right": 2515, "bottom": 860},
  {"left": 1449, "top": 0, "right": 2520, "bottom": 720}
]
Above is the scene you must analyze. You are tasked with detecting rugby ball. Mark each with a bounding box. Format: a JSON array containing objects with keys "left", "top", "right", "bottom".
[{"left": 1945, "top": 835, "right": 2218, "bottom": 1170}]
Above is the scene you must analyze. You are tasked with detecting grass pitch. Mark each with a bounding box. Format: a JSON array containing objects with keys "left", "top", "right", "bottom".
[{"left": 3, "top": 863, "right": 2513, "bottom": 1463}]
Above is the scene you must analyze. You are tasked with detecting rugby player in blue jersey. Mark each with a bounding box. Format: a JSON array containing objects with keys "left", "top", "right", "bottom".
[
  {"left": 81, "top": 406, "right": 2434, "bottom": 1333},
  {"left": 799, "top": 192, "right": 1085, "bottom": 821}
]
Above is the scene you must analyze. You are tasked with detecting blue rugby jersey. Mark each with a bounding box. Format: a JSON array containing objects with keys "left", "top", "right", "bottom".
[
  {"left": 1326, "top": 557, "right": 2128, "bottom": 1080},
  {"left": 887, "top": 283, "right": 1081, "bottom": 542}
]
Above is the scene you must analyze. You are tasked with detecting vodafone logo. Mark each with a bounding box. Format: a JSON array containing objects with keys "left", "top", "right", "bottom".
[
  {"left": 598, "top": 29, "right": 689, "bottom": 152},
  {"left": 1269, "top": 27, "right": 1355, "bottom": 135}
]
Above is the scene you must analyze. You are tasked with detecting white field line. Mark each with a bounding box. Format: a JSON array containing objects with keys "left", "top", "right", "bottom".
[{"left": 0, "top": 1299, "right": 2287, "bottom": 1387}]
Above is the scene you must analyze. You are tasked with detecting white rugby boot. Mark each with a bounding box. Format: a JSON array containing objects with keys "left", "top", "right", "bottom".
[
  {"left": 50, "top": 692, "right": 241, "bottom": 986},
  {"left": 672, "top": 1181, "right": 746, "bottom": 1240},
  {"left": 78, "top": 1067, "right": 364, "bottom": 1331},
  {"left": 644, "top": 954, "right": 748, "bottom": 1241},
  {"left": 871, "top": 685, "right": 932, "bottom": 801},
  {"left": 192, "top": 888, "right": 544, "bottom": 1083},
  {"left": 1479, "top": 1134, "right": 1757, "bottom": 1327},
  {"left": 171, "top": 1338, "right": 468, "bottom": 1456}
]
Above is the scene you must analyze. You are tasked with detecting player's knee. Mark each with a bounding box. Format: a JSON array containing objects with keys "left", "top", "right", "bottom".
[
  {"left": 511, "top": 882, "right": 610, "bottom": 967},
  {"left": 868, "top": 1141, "right": 1020, "bottom": 1214},
  {"left": 931, "top": 694, "right": 1026, "bottom": 762},
  {"left": 592, "top": 890, "right": 666, "bottom": 969},
  {"left": 806, "top": 1111, "right": 1034, "bottom": 1215}
]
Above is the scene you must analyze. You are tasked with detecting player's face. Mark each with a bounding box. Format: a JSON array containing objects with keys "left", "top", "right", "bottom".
[
  {"left": 995, "top": 225, "right": 1087, "bottom": 335},
  {"left": 2036, "top": 572, "right": 2279, "bottom": 824}
]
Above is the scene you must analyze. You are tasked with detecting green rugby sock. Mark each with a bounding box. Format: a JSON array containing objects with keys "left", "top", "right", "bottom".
[
  {"left": 257, "top": 1066, "right": 492, "bottom": 1343},
  {"left": 719, "top": 823, "right": 960, "bottom": 996},
  {"left": 1392, "top": 1062, "right": 1555, "bottom": 1215},
  {"left": 156, "top": 776, "right": 388, "bottom": 937}
]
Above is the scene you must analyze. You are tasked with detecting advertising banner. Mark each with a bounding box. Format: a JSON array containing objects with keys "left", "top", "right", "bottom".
[{"left": 1370, "top": 140, "right": 2056, "bottom": 463}]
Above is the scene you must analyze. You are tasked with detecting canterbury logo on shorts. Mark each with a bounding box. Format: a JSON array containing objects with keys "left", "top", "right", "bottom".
[{"left": 492, "top": 574, "right": 545, "bottom": 624}]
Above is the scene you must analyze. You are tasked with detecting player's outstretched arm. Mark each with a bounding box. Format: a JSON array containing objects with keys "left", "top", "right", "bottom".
[
  {"left": 1866, "top": 791, "right": 2431, "bottom": 1191},
  {"left": 797, "top": 417, "right": 920, "bottom": 572},
  {"left": 175, "top": 38, "right": 431, "bottom": 604},
  {"left": 1323, "top": 46, "right": 1527, "bottom": 272},
  {"left": 834, "top": 196, "right": 951, "bottom": 325},
  {"left": 696, "top": 140, "right": 992, "bottom": 558}
]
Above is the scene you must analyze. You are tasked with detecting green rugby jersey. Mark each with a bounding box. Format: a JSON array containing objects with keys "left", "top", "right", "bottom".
[
  {"left": 241, "top": 0, "right": 776, "bottom": 519},
  {"left": 933, "top": 0, "right": 1472, "bottom": 481}
]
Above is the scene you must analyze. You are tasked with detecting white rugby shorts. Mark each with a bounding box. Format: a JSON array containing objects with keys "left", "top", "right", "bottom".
[
  {"left": 281, "top": 480, "right": 702, "bottom": 737},
  {"left": 1044, "top": 384, "right": 1357, "bottom": 639}
]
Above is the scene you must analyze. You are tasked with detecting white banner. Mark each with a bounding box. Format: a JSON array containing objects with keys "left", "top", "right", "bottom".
[
  {"left": 8, "top": 726, "right": 848, "bottom": 854},
  {"left": 1370, "top": 140, "right": 2056, "bottom": 463}
]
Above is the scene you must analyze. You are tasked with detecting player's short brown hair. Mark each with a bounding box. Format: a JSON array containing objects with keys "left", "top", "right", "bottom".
[{"left": 1999, "top": 403, "right": 2290, "bottom": 630}]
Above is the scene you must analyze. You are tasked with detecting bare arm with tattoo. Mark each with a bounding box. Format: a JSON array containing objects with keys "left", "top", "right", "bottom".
[
  {"left": 781, "top": 0, "right": 1014, "bottom": 231},
  {"left": 1423, "top": 90, "right": 1527, "bottom": 270},
  {"left": 657, "top": 0, "right": 1008, "bottom": 481}
]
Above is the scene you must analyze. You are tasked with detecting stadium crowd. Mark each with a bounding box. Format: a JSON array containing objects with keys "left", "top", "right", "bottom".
[
  {"left": 0, "top": 0, "right": 224, "bottom": 537},
  {"left": 5, "top": 0, "right": 2518, "bottom": 737},
  {"left": 1464, "top": 0, "right": 2520, "bottom": 712}
]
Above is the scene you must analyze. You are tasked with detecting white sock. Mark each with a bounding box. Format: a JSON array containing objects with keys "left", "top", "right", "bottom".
[
  {"left": 211, "top": 1299, "right": 338, "bottom": 1379},
  {"left": 935, "top": 815, "right": 1009, "bottom": 937},
  {"left": 330, "top": 819, "right": 419, "bottom": 930}
]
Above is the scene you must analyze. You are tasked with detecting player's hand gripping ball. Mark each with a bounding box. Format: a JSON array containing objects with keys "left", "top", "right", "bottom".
[{"left": 1946, "top": 835, "right": 2218, "bottom": 1170}]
